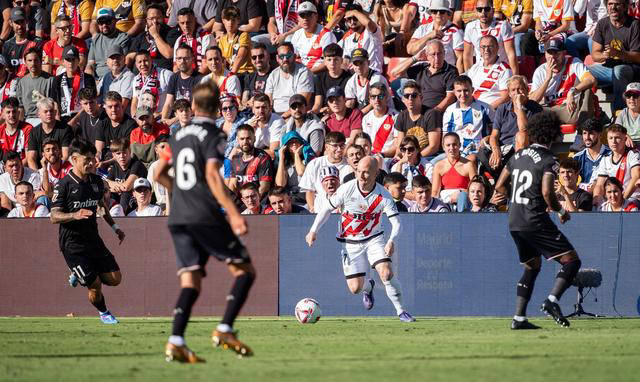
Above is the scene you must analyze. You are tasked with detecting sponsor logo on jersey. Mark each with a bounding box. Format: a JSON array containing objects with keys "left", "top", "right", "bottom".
[{"left": 72, "top": 199, "right": 99, "bottom": 209}]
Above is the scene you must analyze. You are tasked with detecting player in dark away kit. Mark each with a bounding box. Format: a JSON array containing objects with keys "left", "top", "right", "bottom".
[
  {"left": 50, "top": 139, "right": 126, "bottom": 324},
  {"left": 155, "top": 81, "right": 256, "bottom": 363},
  {"left": 495, "top": 111, "right": 582, "bottom": 330}
]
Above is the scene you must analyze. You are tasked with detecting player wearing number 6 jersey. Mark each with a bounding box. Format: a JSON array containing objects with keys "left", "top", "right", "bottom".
[
  {"left": 495, "top": 111, "right": 582, "bottom": 330},
  {"left": 155, "top": 82, "right": 256, "bottom": 363},
  {"left": 305, "top": 156, "right": 415, "bottom": 322}
]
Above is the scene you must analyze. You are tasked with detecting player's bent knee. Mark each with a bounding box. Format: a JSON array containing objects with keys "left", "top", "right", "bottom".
[
  {"left": 101, "top": 271, "right": 122, "bottom": 286},
  {"left": 557, "top": 251, "right": 579, "bottom": 264},
  {"left": 523, "top": 256, "right": 542, "bottom": 270}
]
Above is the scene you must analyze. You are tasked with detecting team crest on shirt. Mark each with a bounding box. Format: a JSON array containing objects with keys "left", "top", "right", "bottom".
[
  {"left": 52, "top": 189, "right": 59, "bottom": 203},
  {"left": 554, "top": 9, "right": 561, "bottom": 16},
  {"left": 490, "top": 71, "right": 499, "bottom": 79},
  {"left": 92, "top": 184, "right": 99, "bottom": 193},
  {"left": 383, "top": 123, "right": 391, "bottom": 130},
  {"left": 312, "top": 43, "right": 321, "bottom": 49},
  {"left": 473, "top": 109, "right": 482, "bottom": 119}
]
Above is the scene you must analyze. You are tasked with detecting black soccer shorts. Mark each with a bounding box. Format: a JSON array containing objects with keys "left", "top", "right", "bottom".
[
  {"left": 169, "top": 224, "right": 251, "bottom": 276},
  {"left": 510, "top": 226, "right": 575, "bottom": 264},
  {"left": 62, "top": 246, "right": 120, "bottom": 287}
]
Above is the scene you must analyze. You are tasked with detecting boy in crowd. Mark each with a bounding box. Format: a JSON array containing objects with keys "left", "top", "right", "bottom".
[
  {"left": 384, "top": 172, "right": 410, "bottom": 212},
  {"left": 105, "top": 138, "right": 147, "bottom": 214},
  {"left": 169, "top": 99, "right": 193, "bottom": 135},
  {"left": 128, "top": 178, "right": 163, "bottom": 217},
  {"left": 408, "top": 175, "right": 450, "bottom": 212},
  {"left": 7, "top": 181, "right": 49, "bottom": 218}
]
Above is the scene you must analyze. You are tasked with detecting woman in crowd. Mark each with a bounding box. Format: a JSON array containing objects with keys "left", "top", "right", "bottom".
[
  {"left": 372, "top": 0, "right": 414, "bottom": 56},
  {"left": 217, "top": 93, "right": 248, "bottom": 180},
  {"left": 387, "top": 135, "right": 433, "bottom": 199},
  {"left": 275, "top": 131, "right": 316, "bottom": 204},
  {"left": 467, "top": 175, "right": 498, "bottom": 212},
  {"left": 598, "top": 177, "right": 639, "bottom": 212},
  {"left": 431, "top": 132, "right": 477, "bottom": 212}
]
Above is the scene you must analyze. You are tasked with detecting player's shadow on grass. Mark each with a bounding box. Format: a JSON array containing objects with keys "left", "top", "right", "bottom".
[{"left": 7, "top": 352, "right": 156, "bottom": 359}]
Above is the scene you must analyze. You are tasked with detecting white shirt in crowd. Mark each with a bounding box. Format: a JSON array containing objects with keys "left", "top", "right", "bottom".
[
  {"left": 128, "top": 204, "right": 163, "bottom": 217},
  {"left": 594, "top": 150, "right": 640, "bottom": 200},
  {"left": 265, "top": 63, "right": 314, "bottom": 114},
  {"left": 344, "top": 72, "right": 392, "bottom": 110},
  {"left": 463, "top": 19, "right": 514, "bottom": 66},
  {"left": 339, "top": 26, "right": 385, "bottom": 73},
  {"left": 411, "top": 23, "right": 463, "bottom": 68},
  {"left": 0, "top": 167, "right": 42, "bottom": 204},
  {"left": 299, "top": 156, "right": 352, "bottom": 207},
  {"left": 467, "top": 61, "right": 511, "bottom": 106},
  {"left": 254, "top": 113, "right": 286, "bottom": 150},
  {"left": 362, "top": 109, "right": 398, "bottom": 154},
  {"left": 200, "top": 69, "right": 242, "bottom": 98},
  {"left": 291, "top": 25, "right": 337, "bottom": 71},
  {"left": 132, "top": 66, "right": 172, "bottom": 112},
  {"left": 531, "top": 56, "right": 589, "bottom": 106},
  {"left": 146, "top": 160, "right": 169, "bottom": 206},
  {"left": 7, "top": 204, "right": 50, "bottom": 218}
]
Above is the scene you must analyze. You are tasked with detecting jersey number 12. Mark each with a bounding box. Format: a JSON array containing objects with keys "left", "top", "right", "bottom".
[{"left": 511, "top": 169, "right": 532, "bottom": 204}]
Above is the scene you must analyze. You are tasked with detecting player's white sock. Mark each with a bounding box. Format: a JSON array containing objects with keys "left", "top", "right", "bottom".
[
  {"left": 168, "top": 335, "right": 185, "bottom": 346},
  {"left": 216, "top": 323, "right": 232, "bottom": 333},
  {"left": 513, "top": 315, "right": 526, "bottom": 322},
  {"left": 361, "top": 278, "right": 373, "bottom": 294},
  {"left": 548, "top": 295, "right": 558, "bottom": 303},
  {"left": 383, "top": 278, "right": 404, "bottom": 315}
]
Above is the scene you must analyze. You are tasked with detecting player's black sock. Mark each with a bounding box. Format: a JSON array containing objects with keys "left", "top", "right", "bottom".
[
  {"left": 550, "top": 259, "right": 581, "bottom": 300},
  {"left": 221, "top": 272, "right": 255, "bottom": 327},
  {"left": 92, "top": 294, "right": 108, "bottom": 313},
  {"left": 171, "top": 288, "right": 199, "bottom": 337},
  {"left": 515, "top": 268, "right": 540, "bottom": 316}
]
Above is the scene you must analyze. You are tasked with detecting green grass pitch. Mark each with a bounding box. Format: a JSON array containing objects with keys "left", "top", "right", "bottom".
[{"left": 1, "top": 316, "right": 639, "bottom": 382}]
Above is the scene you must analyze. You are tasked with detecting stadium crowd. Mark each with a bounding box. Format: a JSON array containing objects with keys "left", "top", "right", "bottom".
[{"left": 1, "top": 0, "right": 640, "bottom": 218}]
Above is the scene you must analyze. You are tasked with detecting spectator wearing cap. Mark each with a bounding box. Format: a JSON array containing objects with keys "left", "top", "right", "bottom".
[
  {"left": 168, "top": 0, "right": 217, "bottom": 31},
  {"left": 311, "top": 43, "right": 350, "bottom": 115},
  {"left": 105, "top": 137, "right": 147, "bottom": 214},
  {"left": 16, "top": 48, "right": 55, "bottom": 127},
  {"left": 589, "top": 0, "right": 640, "bottom": 113},
  {"left": 463, "top": 0, "right": 518, "bottom": 75},
  {"left": 68, "top": 87, "right": 108, "bottom": 145},
  {"left": 338, "top": 3, "right": 384, "bottom": 74},
  {"left": 91, "top": 0, "right": 145, "bottom": 36},
  {"left": 87, "top": 7, "right": 130, "bottom": 80},
  {"left": 465, "top": 35, "right": 511, "bottom": 110},
  {"left": 2, "top": 7, "right": 41, "bottom": 77},
  {"left": 324, "top": 86, "right": 363, "bottom": 143},
  {"left": 275, "top": 130, "right": 315, "bottom": 204},
  {"left": 291, "top": 1, "right": 337, "bottom": 74},
  {"left": 43, "top": 15, "right": 88, "bottom": 76},
  {"left": 529, "top": 38, "right": 597, "bottom": 128},
  {"left": 6, "top": 180, "right": 49, "bottom": 217},
  {"left": 95, "top": 91, "right": 137, "bottom": 161},
  {"left": 239, "top": 182, "right": 265, "bottom": 214},
  {"left": 284, "top": 93, "right": 325, "bottom": 155},
  {"left": 161, "top": 45, "right": 202, "bottom": 126},
  {"left": 344, "top": 47, "right": 390, "bottom": 116},
  {"left": 0, "top": 56, "right": 18, "bottom": 110},
  {"left": 51, "top": 45, "right": 97, "bottom": 125},
  {"left": 128, "top": 4, "right": 178, "bottom": 72},
  {"left": 213, "top": 0, "right": 266, "bottom": 41},
  {"left": 616, "top": 83, "right": 640, "bottom": 148},
  {"left": 408, "top": 0, "right": 463, "bottom": 73},
  {"left": 127, "top": 177, "right": 163, "bottom": 217},
  {"left": 394, "top": 80, "right": 442, "bottom": 160},
  {"left": 241, "top": 43, "right": 273, "bottom": 109},
  {"left": 478, "top": 75, "right": 542, "bottom": 179},
  {"left": 0, "top": 150, "right": 42, "bottom": 210},
  {"left": 172, "top": 8, "right": 212, "bottom": 74},
  {"left": 97, "top": 45, "right": 135, "bottom": 110},
  {"left": 573, "top": 117, "right": 610, "bottom": 191},
  {"left": 130, "top": 49, "right": 172, "bottom": 117},
  {"left": 246, "top": 93, "right": 285, "bottom": 158},
  {"left": 228, "top": 124, "right": 274, "bottom": 198},
  {"left": 265, "top": 42, "right": 314, "bottom": 117},
  {"left": 145, "top": 133, "right": 170, "bottom": 211},
  {"left": 218, "top": 6, "right": 254, "bottom": 77},
  {"left": 299, "top": 131, "right": 351, "bottom": 212},
  {"left": 49, "top": 0, "right": 94, "bottom": 40},
  {"left": 391, "top": 39, "right": 457, "bottom": 114},
  {"left": 26, "top": 98, "right": 72, "bottom": 170},
  {"left": 0, "top": 97, "right": 31, "bottom": 164},
  {"left": 129, "top": 106, "right": 170, "bottom": 167},
  {"left": 267, "top": 186, "right": 308, "bottom": 214},
  {"left": 12, "top": 0, "right": 50, "bottom": 41},
  {"left": 200, "top": 46, "right": 242, "bottom": 98},
  {"left": 361, "top": 82, "right": 398, "bottom": 158}
]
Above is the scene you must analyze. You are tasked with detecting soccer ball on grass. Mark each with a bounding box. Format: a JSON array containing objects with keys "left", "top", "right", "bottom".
[{"left": 295, "top": 298, "right": 321, "bottom": 324}]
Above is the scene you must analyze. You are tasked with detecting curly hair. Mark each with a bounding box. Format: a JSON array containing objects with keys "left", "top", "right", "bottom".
[
  {"left": 527, "top": 111, "right": 561, "bottom": 146},
  {"left": 579, "top": 117, "right": 603, "bottom": 133}
]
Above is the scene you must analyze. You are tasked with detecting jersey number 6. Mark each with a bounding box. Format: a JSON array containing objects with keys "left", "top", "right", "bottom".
[{"left": 176, "top": 148, "right": 197, "bottom": 190}]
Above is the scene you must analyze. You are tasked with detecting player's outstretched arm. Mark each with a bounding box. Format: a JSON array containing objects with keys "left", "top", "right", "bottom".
[
  {"left": 99, "top": 199, "right": 126, "bottom": 244},
  {"left": 50, "top": 207, "right": 93, "bottom": 224},
  {"left": 205, "top": 159, "right": 248, "bottom": 236},
  {"left": 306, "top": 206, "right": 333, "bottom": 247},
  {"left": 542, "top": 172, "right": 570, "bottom": 223}
]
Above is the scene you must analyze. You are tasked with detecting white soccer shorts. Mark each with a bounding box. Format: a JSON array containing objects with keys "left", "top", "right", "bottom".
[{"left": 340, "top": 235, "right": 390, "bottom": 278}]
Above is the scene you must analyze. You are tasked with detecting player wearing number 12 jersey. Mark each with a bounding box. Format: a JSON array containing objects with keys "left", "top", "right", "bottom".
[
  {"left": 306, "top": 156, "right": 415, "bottom": 322},
  {"left": 155, "top": 82, "right": 256, "bottom": 363},
  {"left": 495, "top": 112, "right": 582, "bottom": 330}
]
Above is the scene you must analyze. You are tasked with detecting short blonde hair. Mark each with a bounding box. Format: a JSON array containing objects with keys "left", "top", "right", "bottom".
[{"left": 507, "top": 75, "right": 529, "bottom": 96}]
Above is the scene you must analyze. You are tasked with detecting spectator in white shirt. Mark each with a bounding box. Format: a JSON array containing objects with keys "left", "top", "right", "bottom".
[
  {"left": 127, "top": 177, "right": 163, "bottom": 216},
  {"left": 7, "top": 181, "right": 49, "bottom": 217},
  {"left": 265, "top": 42, "right": 314, "bottom": 118}
]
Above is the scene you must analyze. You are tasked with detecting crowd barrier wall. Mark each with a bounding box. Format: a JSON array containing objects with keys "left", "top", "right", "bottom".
[
  {"left": 279, "top": 213, "right": 640, "bottom": 318},
  {"left": 0, "top": 217, "right": 279, "bottom": 316},
  {"left": 1, "top": 213, "right": 638, "bottom": 318}
]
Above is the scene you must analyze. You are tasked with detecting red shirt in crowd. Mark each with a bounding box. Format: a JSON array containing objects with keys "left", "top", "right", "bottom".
[
  {"left": 43, "top": 37, "right": 89, "bottom": 74},
  {"left": 130, "top": 122, "right": 170, "bottom": 145},
  {"left": 0, "top": 122, "right": 33, "bottom": 160},
  {"left": 326, "top": 108, "right": 363, "bottom": 139}
]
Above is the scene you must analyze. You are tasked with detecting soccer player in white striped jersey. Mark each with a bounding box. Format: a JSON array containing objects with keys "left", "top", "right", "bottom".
[{"left": 305, "top": 156, "right": 415, "bottom": 322}]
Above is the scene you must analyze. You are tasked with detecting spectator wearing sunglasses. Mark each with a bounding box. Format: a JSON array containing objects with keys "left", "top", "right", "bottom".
[
  {"left": 362, "top": 82, "right": 398, "bottom": 158},
  {"left": 393, "top": 80, "right": 442, "bottom": 160},
  {"left": 344, "top": 48, "right": 390, "bottom": 115},
  {"left": 463, "top": 0, "right": 518, "bottom": 75},
  {"left": 43, "top": 15, "right": 88, "bottom": 76},
  {"left": 265, "top": 42, "right": 314, "bottom": 118},
  {"left": 283, "top": 94, "right": 325, "bottom": 156},
  {"left": 615, "top": 83, "right": 640, "bottom": 149},
  {"left": 387, "top": 135, "right": 434, "bottom": 198},
  {"left": 90, "top": 0, "right": 145, "bottom": 36},
  {"left": 338, "top": 3, "right": 384, "bottom": 74},
  {"left": 242, "top": 43, "right": 273, "bottom": 109},
  {"left": 86, "top": 7, "right": 131, "bottom": 80}
]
